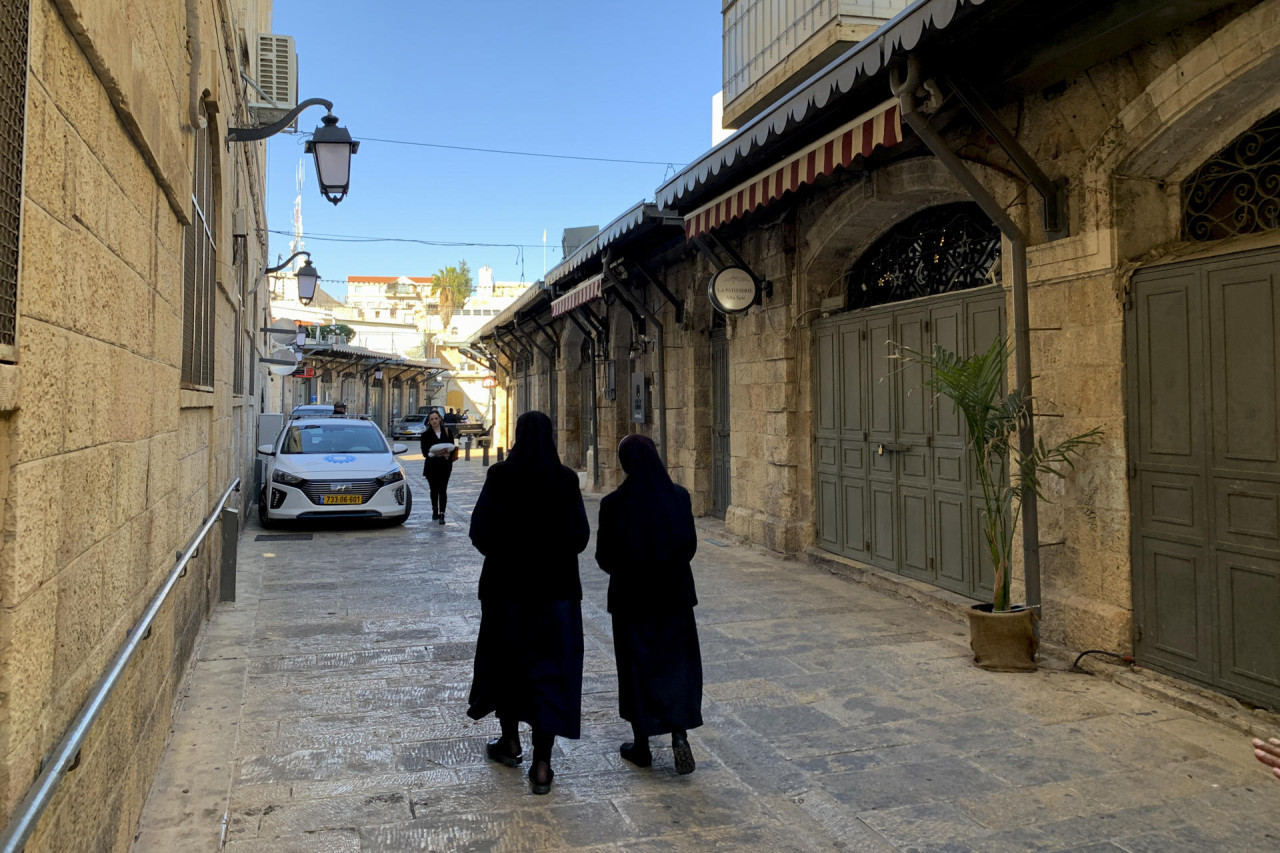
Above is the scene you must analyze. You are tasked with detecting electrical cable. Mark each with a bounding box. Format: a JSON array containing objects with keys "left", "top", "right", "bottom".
[
  {"left": 1072, "top": 649, "right": 1135, "bottom": 670},
  {"left": 359, "top": 136, "right": 682, "bottom": 168},
  {"left": 267, "top": 228, "right": 551, "bottom": 251}
]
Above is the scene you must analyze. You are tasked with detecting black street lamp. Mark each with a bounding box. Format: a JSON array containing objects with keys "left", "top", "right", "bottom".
[
  {"left": 228, "top": 98, "right": 360, "bottom": 205},
  {"left": 305, "top": 114, "right": 360, "bottom": 204},
  {"left": 265, "top": 251, "right": 320, "bottom": 306}
]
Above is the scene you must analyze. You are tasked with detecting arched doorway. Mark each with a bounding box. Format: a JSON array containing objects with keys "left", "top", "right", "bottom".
[
  {"left": 1128, "top": 109, "right": 1280, "bottom": 707},
  {"left": 813, "top": 202, "right": 1005, "bottom": 597}
]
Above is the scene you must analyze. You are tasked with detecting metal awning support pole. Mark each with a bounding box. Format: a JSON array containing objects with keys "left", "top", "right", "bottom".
[
  {"left": 634, "top": 262, "right": 684, "bottom": 325},
  {"left": 603, "top": 267, "right": 667, "bottom": 468},
  {"left": 525, "top": 315, "right": 559, "bottom": 354},
  {"left": 891, "top": 55, "right": 1041, "bottom": 611},
  {"left": 570, "top": 308, "right": 601, "bottom": 488}
]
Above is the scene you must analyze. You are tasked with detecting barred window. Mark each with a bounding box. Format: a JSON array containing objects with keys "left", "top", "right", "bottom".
[
  {"left": 233, "top": 232, "right": 247, "bottom": 395},
  {"left": 182, "top": 107, "right": 216, "bottom": 388},
  {"left": 0, "top": 0, "right": 31, "bottom": 362}
]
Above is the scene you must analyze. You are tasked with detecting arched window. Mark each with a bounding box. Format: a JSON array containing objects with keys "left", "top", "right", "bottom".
[
  {"left": 845, "top": 202, "right": 1000, "bottom": 311},
  {"left": 1183, "top": 109, "right": 1280, "bottom": 242}
]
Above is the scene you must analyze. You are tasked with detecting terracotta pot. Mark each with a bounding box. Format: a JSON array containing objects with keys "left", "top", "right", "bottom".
[{"left": 968, "top": 603, "right": 1039, "bottom": 672}]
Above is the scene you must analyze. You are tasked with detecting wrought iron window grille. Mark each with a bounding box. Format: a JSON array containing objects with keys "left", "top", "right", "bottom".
[
  {"left": 845, "top": 202, "right": 1000, "bottom": 311},
  {"left": 1183, "top": 109, "right": 1280, "bottom": 242}
]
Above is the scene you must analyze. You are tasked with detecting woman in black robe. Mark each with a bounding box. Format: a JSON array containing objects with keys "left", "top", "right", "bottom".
[
  {"left": 419, "top": 410, "right": 456, "bottom": 524},
  {"left": 467, "top": 411, "right": 590, "bottom": 795},
  {"left": 595, "top": 433, "right": 702, "bottom": 774}
]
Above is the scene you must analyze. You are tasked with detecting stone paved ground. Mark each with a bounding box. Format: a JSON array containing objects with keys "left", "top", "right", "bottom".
[{"left": 132, "top": 455, "right": 1280, "bottom": 852}]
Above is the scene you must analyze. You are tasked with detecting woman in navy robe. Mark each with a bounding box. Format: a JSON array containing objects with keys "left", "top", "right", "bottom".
[
  {"left": 595, "top": 433, "right": 702, "bottom": 774},
  {"left": 467, "top": 411, "right": 590, "bottom": 794}
]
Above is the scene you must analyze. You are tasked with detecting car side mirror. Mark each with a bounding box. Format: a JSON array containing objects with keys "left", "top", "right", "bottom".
[
  {"left": 392, "top": 443, "right": 408, "bottom": 455},
  {"left": 257, "top": 444, "right": 276, "bottom": 455}
]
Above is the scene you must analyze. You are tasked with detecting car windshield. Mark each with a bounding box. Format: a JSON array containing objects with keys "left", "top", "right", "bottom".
[
  {"left": 280, "top": 423, "right": 388, "bottom": 454},
  {"left": 400, "top": 415, "right": 426, "bottom": 423}
]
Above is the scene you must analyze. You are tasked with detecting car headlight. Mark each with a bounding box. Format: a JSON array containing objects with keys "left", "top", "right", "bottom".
[
  {"left": 375, "top": 468, "right": 405, "bottom": 488},
  {"left": 272, "top": 469, "right": 306, "bottom": 486}
]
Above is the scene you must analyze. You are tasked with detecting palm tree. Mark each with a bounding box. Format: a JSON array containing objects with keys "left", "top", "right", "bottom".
[
  {"left": 894, "top": 337, "right": 1102, "bottom": 611},
  {"left": 430, "top": 261, "right": 473, "bottom": 332}
]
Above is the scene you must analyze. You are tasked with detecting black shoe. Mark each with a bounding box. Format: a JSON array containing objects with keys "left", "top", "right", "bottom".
[
  {"left": 672, "top": 733, "right": 695, "bottom": 775},
  {"left": 528, "top": 760, "right": 554, "bottom": 795},
  {"left": 486, "top": 737, "right": 522, "bottom": 767},
  {"left": 431, "top": 512, "right": 439, "bottom": 520},
  {"left": 620, "top": 741, "right": 652, "bottom": 767},
  {"left": 438, "top": 515, "right": 446, "bottom": 525}
]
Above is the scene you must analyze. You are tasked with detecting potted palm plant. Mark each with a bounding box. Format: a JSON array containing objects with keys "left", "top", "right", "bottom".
[{"left": 895, "top": 337, "right": 1101, "bottom": 671}]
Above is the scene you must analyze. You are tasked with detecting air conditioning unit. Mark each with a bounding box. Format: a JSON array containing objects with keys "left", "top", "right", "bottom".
[{"left": 250, "top": 33, "right": 298, "bottom": 129}]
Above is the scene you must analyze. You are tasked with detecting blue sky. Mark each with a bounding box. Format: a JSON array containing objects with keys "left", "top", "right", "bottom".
[{"left": 265, "top": 1, "right": 723, "bottom": 299}]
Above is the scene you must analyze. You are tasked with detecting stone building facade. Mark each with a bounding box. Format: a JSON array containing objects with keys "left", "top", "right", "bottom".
[
  {"left": 1, "top": 0, "right": 279, "bottom": 847},
  {"left": 475, "top": 0, "right": 1280, "bottom": 711}
]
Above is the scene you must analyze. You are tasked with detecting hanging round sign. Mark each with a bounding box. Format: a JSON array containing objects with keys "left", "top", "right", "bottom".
[{"left": 708, "top": 267, "right": 758, "bottom": 315}]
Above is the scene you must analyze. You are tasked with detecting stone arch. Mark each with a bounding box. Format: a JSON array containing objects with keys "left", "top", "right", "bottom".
[
  {"left": 1085, "top": 0, "right": 1280, "bottom": 261},
  {"left": 800, "top": 157, "right": 1020, "bottom": 308}
]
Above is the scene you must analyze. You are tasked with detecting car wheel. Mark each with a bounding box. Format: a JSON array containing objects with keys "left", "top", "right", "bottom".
[
  {"left": 258, "top": 488, "right": 276, "bottom": 529},
  {"left": 394, "top": 487, "right": 412, "bottom": 525}
]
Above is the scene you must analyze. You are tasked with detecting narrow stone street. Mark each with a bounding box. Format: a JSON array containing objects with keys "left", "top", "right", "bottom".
[{"left": 133, "top": 455, "right": 1279, "bottom": 852}]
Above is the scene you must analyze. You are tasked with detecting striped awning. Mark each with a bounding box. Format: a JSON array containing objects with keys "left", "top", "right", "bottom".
[
  {"left": 550, "top": 274, "right": 604, "bottom": 318},
  {"left": 684, "top": 99, "right": 902, "bottom": 240}
]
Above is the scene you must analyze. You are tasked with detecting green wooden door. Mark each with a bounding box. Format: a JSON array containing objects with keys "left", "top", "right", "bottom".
[
  {"left": 814, "top": 286, "right": 1005, "bottom": 597},
  {"left": 1129, "top": 248, "right": 1280, "bottom": 708}
]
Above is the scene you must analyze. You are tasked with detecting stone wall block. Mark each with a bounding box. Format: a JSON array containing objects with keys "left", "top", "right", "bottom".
[
  {"left": 99, "top": 521, "right": 136, "bottom": 623},
  {"left": 1, "top": 579, "right": 57, "bottom": 745},
  {"left": 21, "top": 89, "right": 72, "bottom": 224},
  {"left": 113, "top": 440, "right": 149, "bottom": 527},
  {"left": 63, "top": 332, "right": 107, "bottom": 453},
  {"left": 1065, "top": 276, "right": 1122, "bottom": 327},
  {"left": 16, "top": 322, "right": 69, "bottom": 462},
  {"left": 763, "top": 382, "right": 789, "bottom": 414},
  {"left": 51, "top": 545, "right": 105, "bottom": 688},
  {"left": 6, "top": 457, "right": 60, "bottom": 601},
  {"left": 19, "top": 202, "right": 70, "bottom": 325}
]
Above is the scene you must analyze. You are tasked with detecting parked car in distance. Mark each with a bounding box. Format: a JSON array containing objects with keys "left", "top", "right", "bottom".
[
  {"left": 256, "top": 417, "right": 412, "bottom": 526},
  {"left": 290, "top": 403, "right": 334, "bottom": 418},
  {"left": 390, "top": 413, "right": 429, "bottom": 440}
]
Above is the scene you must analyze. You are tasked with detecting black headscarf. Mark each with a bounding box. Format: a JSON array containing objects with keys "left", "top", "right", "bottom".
[
  {"left": 504, "top": 410, "right": 561, "bottom": 476},
  {"left": 616, "top": 434, "right": 684, "bottom": 562}
]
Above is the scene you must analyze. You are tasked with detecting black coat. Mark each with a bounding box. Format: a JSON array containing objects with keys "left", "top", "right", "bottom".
[
  {"left": 595, "top": 484, "right": 697, "bottom": 615},
  {"left": 467, "top": 459, "right": 590, "bottom": 737},
  {"left": 469, "top": 461, "right": 590, "bottom": 602},
  {"left": 419, "top": 424, "right": 456, "bottom": 459},
  {"left": 595, "top": 482, "right": 702, "bottom": 736}
]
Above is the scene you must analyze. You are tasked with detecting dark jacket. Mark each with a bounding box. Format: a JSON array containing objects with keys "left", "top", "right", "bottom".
[
  {"left": 469, "top": 461, "right": 590, "bottom": 602},
  {"left": 420, "top": 425, "right": 456, "bottom": 459},
  {"left": 595, "top": 484, "right": 697, "bottom": 615}
]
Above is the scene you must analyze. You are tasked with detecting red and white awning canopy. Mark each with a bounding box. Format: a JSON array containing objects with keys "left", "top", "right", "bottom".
[
  {"left": 550, "top": 273, "right": 604, "bottom": 318},
  {"left": 684, "top": 99, "right": 902, "bottom": 240}
]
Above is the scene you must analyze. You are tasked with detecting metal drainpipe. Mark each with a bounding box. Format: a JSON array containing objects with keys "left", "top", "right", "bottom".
[
  {"left": 603, "top": 269, "right": 667, "bottom": 469},
  {"left": 890, "top": 56, "right": 1041, "bottom": 611}
]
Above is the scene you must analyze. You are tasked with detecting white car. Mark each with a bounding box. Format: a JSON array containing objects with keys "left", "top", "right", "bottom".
[{"left": 257, "top": 417, "right": 413, "bottom": 526}]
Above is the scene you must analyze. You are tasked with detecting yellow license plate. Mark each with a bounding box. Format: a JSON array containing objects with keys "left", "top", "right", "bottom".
[{"left": 322, "top": 494, "right": 363, "bottom": 505}]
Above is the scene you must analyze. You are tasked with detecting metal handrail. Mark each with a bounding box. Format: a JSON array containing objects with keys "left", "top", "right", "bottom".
[{"left": 0, "top": 478, "right": 242, "bottom": 853}]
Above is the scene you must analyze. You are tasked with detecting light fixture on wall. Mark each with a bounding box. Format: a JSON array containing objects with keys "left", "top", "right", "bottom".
[
  {"left": 264, "top": 251, "right": 320, "bottom": 305},
  {"left": 374, "top": 369, "right": 383, "bottom": 381},
  {"left": 228, "top": 99, "right": 360, "bottom": 204}
]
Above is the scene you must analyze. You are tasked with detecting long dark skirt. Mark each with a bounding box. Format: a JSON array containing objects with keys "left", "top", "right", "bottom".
[
  {"left": 467, "top": 599, "right": 584, "bottom": 739},
  {"left": 613, "top": 609, "right": 703, "bottom": 738}
]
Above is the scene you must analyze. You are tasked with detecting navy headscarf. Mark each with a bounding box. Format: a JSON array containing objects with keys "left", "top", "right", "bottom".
[
  {"left": 616, "top": 434, "right": 684, "bottom": 562},
  {"left": 505, "top": 410, "right": 561, "bottom": 476}
]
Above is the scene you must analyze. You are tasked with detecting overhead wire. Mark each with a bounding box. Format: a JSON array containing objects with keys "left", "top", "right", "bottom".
[
  {"left": 266, "top": 228, "right": 551, "bottom": 250},
  {"left": 358, "top": 136, "right": 683, "bottom": 168}
]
